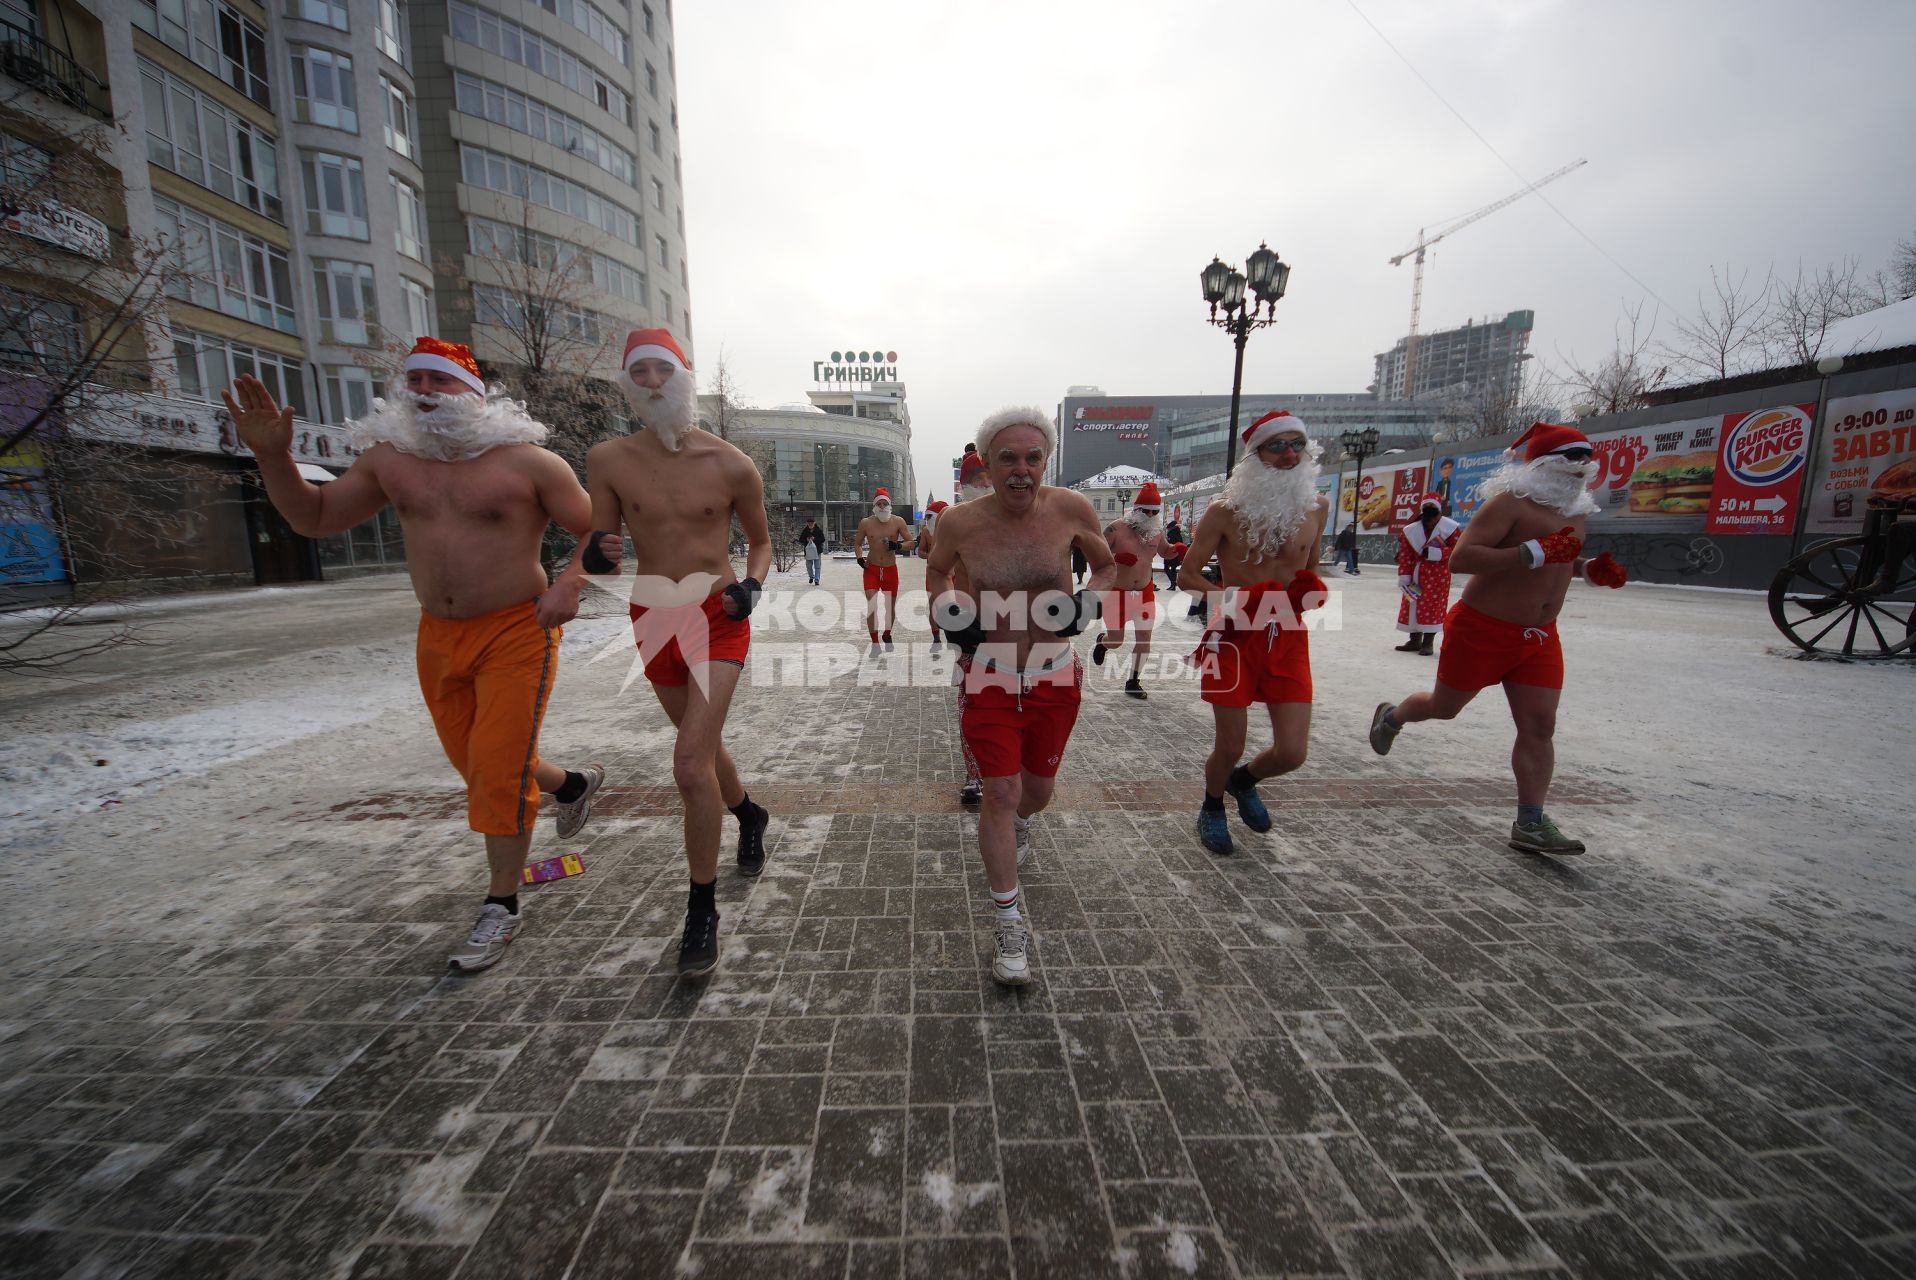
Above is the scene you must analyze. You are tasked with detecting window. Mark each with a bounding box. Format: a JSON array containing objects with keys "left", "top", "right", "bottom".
[
  {"left": 534, "top": 0, "right": 628, "bottom": 66},
  {"left": 655, "top": 234, "right": 667, "bottom": 268},
  {"left": 400, "top": 278, "right": 432, "bottom": 341},
  {"left": 448, "top": 1, "right": 631, "bottom": 125},
  {"left": 375, "top": 0, "right": 409, "bottom": 67},
  {"left": 648, "top": 121, "right": 661, "bottom": 156},
  {"left": 322, "top": 365, "right": 376, "bottom": 424},
  {"left": 381, "top": 77, "right": 418, "bottom": 160},
  {"left": 0, "top": 287, "right": 83, "bottom": 375},
  {"left": 173, "top": 328, "right": 308, "bottom": 418},
  {"left": 641, "top": 3, "right": 653, "bottom": 36},
  {"left": 154, "top": 196, "right": 297, "bottom": 333},
  {"left": 466, "top": 215, "right": 647, "bottom": 305},
  {"left": 141, "top": 60, "right": 282, "bottom": 219},
  {"left": 472, "top": 285, "right": 613, "bottom": 343},
  {"left": 0, "top": 132, "right": 53, "bottom": 195},
  {"left": 453, "top": 71, "right": 636, "bottom": 186},
  {"left": 302, "top": 150, "right": 368, "bottom": 240},
  {"left": 645, "top": 62, "right": 657, "bottom": 98},
  {"left": 660, "top": 289, "right": 671, "bottom": 330},
  {"left": 391, "top": 175, "right": 428, "bottom": 261},
  {"left": 291, "top": 0, "right": 349, "bottom": 29},
  {"left": 458, "top": 144, "right": 640, "bottom": 245},
  {"left": 650, "top": 177, "right": 663, "bottom": 211},
  {"left": 289, "top": 46, "right": 356, "bottom": 132},
  {"left": 134, "top": 0, "right": 270, "bottom": 103},
  {"left": 312, "top": 258, "right": 378, "bottom": 345}
]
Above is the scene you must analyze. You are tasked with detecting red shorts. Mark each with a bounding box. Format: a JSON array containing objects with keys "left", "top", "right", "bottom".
[
  {"left": 1102, "top": 583, "right": 1157, "bottom": 631},
  {"left": 1197, "top": 623, "right": 1312, "bottom": 707},
  {"left": 1436, "top": 601, "right": 1563, "bottom": 692},
  {"left": 955, "top": 652, "right": 1082, "bottom": 779},
  {"left": 863, "top": 563, "right": 900, "bottom": 592},
  {"left": 629, "top": 591, "right": 751, "bottom": 687}
]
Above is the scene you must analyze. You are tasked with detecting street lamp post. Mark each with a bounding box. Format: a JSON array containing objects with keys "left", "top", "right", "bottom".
[
  {"left": 814, "top": 442, "right": 828, "bottom": 529},
  {"left": 1200, "top": 243, "right": 1290, "bottom": 476},
  {"left": 1336, "top": 427, "right": 1381, "bottom": 537}
]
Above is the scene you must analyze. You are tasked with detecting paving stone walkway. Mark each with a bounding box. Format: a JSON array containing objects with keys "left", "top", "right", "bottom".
[{"left": 2, "top": 569, "right": 1913, "bottom": 1278}]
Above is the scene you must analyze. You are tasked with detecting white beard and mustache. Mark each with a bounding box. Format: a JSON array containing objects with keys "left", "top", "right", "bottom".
[
  {"left": 1480, "top": 455, "right": 1600, "bottom": 517},
  {"left": 620, "top": 368, "right": 696, "bottom": 451},
  {"left": 873, "top": 503, "right": 892, "bottom": 520},
  {"left": 1124, "top": 511, "right": 1163, "bottom": 545},
  {"left": 1223, "top": 443, "right": 1323, "bottom": 558},
  {"left": 350, "top": 379, "right": 548, "bottom": 462},
  {"left": 959, "top": 480, "right": 993, "bottom": 503}
]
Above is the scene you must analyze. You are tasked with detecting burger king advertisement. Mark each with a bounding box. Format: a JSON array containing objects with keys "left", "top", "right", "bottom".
[
  {"left": 1705, "top": 403, "right": 1814, "bottom": 535},
  {"left": 1579, "top": 416, "right": 1719, "bottom": 528},
  {"left": 1805, "top": 388, "right": 1916, "bottom": 534}
]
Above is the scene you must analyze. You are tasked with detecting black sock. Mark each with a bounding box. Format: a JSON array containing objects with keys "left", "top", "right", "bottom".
[
  {"left": 729, "top": 794, "right": 761, "bottom": 824},
  {"left": 1227, "top": 764, "right": 1260, "bottom": 794},
  {"left": 688, "top": 877, "right": 717, "bottom": 915},
  {"left": 552, "top": 770, "right": 588, "bottom": 803},
  {"left": 1201, "top": 794, "right": 1226, "bottom": 813},
  {"left": 485, "top": 893, "right": 519, "bottom": 915}
]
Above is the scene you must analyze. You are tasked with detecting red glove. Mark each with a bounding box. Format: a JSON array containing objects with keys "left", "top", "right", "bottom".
[
  {"left": 1169, "top": 542, "right": 1189, "bottom": 559},
  {"left": 1113, "top": 551, "right": 1139, "bottom": 566},
  {"left": 1285, "top": 569, "right": 1328, "bottom": 615},
  {"left": 1585, "top": 551, "right": 1627, "bottom": 588},
  {"left": 1520, "top": 526, "right": 1583, "bottom": 569}
]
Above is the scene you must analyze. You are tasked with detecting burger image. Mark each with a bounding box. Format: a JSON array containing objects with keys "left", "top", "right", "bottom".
[
  {"left": 1867, "top": 457, "right": 1916, "bottom": 510},
  {"left": 1657, "top": 452, "right": 1716, "bottom": 513},
  {"left": 1358, "top": 486, "right": 1393, "bottom": 528}
]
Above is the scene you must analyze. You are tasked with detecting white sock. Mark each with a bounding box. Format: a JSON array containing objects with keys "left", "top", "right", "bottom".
[{"left": 991, "top": 885, "right": 1021, "bottom": 922}]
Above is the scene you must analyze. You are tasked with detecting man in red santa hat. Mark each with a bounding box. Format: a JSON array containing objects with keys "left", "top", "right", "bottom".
[
  {"left": 1368, "top": 421, "right": 1628, "bottom": 856},
  {"left": 850, "top": 486, "right": 911, "bottom": 654},
  {"left": 1093, "top": 480, "right": 1187, "bottom": 699},
  {"left": 221, "top": 338, "right": 606, "bottom": 973},
  {"left": 1177, "top": 410, "right": 1330, "bottom": 856},
  {"left": 551, "top": 327, "right": 773, "bottom": 976},
  {"left": 1393, "top": 493, "right": 1459, "bottom": 656}
]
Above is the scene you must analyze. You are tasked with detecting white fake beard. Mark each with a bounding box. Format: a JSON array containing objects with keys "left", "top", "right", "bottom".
[
  {"left": 1479, "top": 455, "right": 1600, "bottom": 517},
  {"left": 1124, "top": 512, "right": 1163, "bottom": 544},
  {"left": 1223, "top": 443, "right": 1322, "bottom": 558},
  {"left": 351, "top": 380, "right": 548, "bottom": 462},
  {"left": 873, "top": 503, "right": 892, "bottom": 520},
  {"left": 959, "top": 481, "right": 993, "bottom": 503},
  {"left": 620, "top": 368, "right": 696, "bottom": 451}
]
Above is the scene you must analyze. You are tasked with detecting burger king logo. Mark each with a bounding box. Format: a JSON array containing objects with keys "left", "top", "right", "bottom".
[{"left": 1723, "top": 407, "right": 1809, "bottom": 487}]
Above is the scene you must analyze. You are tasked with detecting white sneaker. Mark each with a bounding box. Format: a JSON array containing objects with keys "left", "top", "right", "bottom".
[
  {"left": 1014, "top": 814, "right": 1033, "bottom": 867},
  {"left": 449, "top": 903, "right": 520, "bottom": 972},
  {"left": 551, "top": 763, "right": 605, "bottom": 839},
  {"left": 992, "top": 916, "right": 1031, "bottom": 986}
]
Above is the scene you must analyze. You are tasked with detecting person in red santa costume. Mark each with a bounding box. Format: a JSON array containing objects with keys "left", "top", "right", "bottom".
[
  {"left": 1368, "top": 421, "right": 1628, "bottom": 856},
  {"left": 851, "top": 487, "right": 911, "bottom": 654},
  {"left": 1177, "top": 410, "right": 1331, "bottom": 857},
  {"left": 1393, "top": 493, "right": 1459, "bottom": 656},
  {"left": 1092, "top": 480, "right": 1186, "bottom": 699}
]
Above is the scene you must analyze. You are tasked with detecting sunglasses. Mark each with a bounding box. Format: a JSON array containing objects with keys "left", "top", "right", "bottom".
[
  {"left": 1556, "top": 448, "right": 1594, "bottom": 463},
  {"left": 1259, "top": 438, "right": 1307, "bottom": 454}
]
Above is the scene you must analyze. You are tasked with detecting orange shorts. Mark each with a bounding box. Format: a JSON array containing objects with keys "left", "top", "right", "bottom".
[
  {"left": 416, "top": 600, "right": 560, "bottom": 837},
  {"left": 1197, "top": 623, "right": 1312, "bottom": 707},
  {"left": 1436, "top": 601, "right": 1563, "bottom": 692},
  {"left": 863, "top": 563, "right": 900, "bottom": 593},
  {"left": 1102, "top": 583, "right": 1157, "bottom": 631},
  {"left": 955, "top": 653, "right": 1083, "bottom": 779},
  {"left": 629, "top": 591, "right": 751, "bottom": 687}
]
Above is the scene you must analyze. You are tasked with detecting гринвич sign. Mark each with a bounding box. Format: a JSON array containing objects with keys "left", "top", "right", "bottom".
[{"left": 813, "top": 350, "right": 899, "bottom": 384}]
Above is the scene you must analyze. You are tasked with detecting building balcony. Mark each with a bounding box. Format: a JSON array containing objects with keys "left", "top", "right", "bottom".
[{"left": 0, "top": 19, "right": 110, "bottom": 119}]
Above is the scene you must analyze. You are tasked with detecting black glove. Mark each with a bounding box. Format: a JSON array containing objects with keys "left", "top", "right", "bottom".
[
  {"left": 934, "top": 596, "right": 988, "bottom": 653},
  {"left": 722, "top": 576, "right": 761, "bottom": 618},
  {"left": 887, "top": 538, "right": 904, "bottom": 553},
  {"left": 856, "top": 556, "right": 867, "bottom": 569},
  {"left": 1038, "top": 589, "right": 1101, "bottom": 638},
  {"left": 580, "top": 529, "right": 619, "bottom": 574}
]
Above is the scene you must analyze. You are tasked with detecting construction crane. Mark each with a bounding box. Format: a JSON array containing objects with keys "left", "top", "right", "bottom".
[{"left": 1389, "top": 158, "right": 1587, "bottom": 399}]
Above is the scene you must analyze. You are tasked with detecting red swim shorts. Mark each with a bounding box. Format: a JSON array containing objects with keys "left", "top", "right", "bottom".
[
  {"left": 955, "top": 652, "right": 1083, "bottom": 779},
  {"left": 1435, "top": 601, "right": 1563, "bottom": 692},
  {"left": 1197, "top": 623, "right": 1312, "bottom": 708},
  {"left": 863, "top": 563, "right": 900, "bottom": 592},
  {"left": 629, "top": 591, "right": 751, "bottom": 687},
  {"left": 1102, "top": 583, "right": 1157, "bottom": 631}
]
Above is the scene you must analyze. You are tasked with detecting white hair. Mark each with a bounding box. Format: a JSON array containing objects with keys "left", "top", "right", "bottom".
[
  {"left": 975, "top": 406, "right": 1057, "bottom": 457},
  {"left": 1479, "top": 455, "right": 1600, "bottom": 517},
  {"left": 351, "top": 378, "right": 547, "bottom": 461}
]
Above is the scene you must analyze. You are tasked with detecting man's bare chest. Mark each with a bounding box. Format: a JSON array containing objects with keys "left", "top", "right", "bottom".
[{"left": 384, "top": 460, "right": 538, "bottom": 526}]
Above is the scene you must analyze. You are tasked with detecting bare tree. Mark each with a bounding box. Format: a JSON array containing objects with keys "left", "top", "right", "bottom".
[
  {"left": 1892, "top": 232, "right": 1916, "bottom": 300},
  {"left": 1553, "top": 302, "right": 1668, "bottom": 418},
  {"left": 701, "top": 348, "right": 747, "bottom": 441},
  {"left": 1658, "top": 264, "right": 1773, "bottom": 383},
  {"left": 1437, "top": 360, "right": 1563, "bottom": 441},
  {"left": 1763, "top": 257, "right": 1878, "bottom": 370}
]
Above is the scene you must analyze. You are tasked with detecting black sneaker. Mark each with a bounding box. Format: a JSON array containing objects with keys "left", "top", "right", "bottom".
[
  {"left": 883, "top": 633, "right": 894, "bottom": 651},
  {"left": 737, "top": 802, "right": 770, "bottom": 877},
  {"left": 959, "top": 778, "right": 983, "bottom": 805},
  {"left": 1124, "top": 676, "right": 1148, "bottom": 700},
  {"left": 677, "top": 909, "right": 720, "bottom": 976}
]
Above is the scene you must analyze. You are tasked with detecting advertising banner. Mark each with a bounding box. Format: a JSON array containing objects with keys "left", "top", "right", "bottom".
[
  {"left": 0, "top": 440, "right": 65, "bottom": 586},
  {"left": 1338, "top": 462, "right": 1427, "bottom": 534},
  {"left": 1443, "top": 447, "right": 1508, "bottom": 526},
  {"left": 1581, "top": 416, "right": 1718, "bottom": 527},
  {"left": 1805, "top": 388, "right": 1916, "bottom": 534},
  {"left": 1706, "top": 403, "right": 1813, "bottom": 535}
]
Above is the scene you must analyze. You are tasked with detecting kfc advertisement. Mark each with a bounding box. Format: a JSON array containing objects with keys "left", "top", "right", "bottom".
[
  {"left": 1338, "top": 462, "right": 1427, "bottom": 533},
  {"left": 1805, "top": 388, "right": 1916, "bottom": 534}
]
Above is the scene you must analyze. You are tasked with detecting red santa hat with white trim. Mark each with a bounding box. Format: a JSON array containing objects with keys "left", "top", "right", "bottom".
[
  {"left": 958, "top": 451, "right": 988, "bottom": 487},
  {"left": 622, "top": 327, "right": 691, "bottom": 373},
  {"left": 975, "top": 406, "right": 1057, "bottom": 456},
  {"left": 1131, "top": 481, "right": 1163, "bottom": 514},
  {"left": 1241, "top": 409, "right": 1309, "bottom": 452},
  {"left": 404, "top": 337, "right": 485, "bottom": 395},
  {"left": 1510, "top": 420, "right": 1590, "bottom": 461},
  {"left": 873, "top": 487, "right": 891, "bottom": 506},
  {"left": 1418, "top": 492, "right": 1444, "bottom": 512}
]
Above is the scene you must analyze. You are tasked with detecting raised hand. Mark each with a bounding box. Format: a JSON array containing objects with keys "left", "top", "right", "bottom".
[
  {"left": 219, "top": 373, "right": 294, "bottom": 457},
  {"left": 1540, "top": 527, "right": 1583, "bottom": 564}
]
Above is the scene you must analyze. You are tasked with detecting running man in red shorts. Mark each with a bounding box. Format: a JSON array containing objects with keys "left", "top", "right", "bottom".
[
  {"left": 555, "top": 328, "right": 772, "bottom": 975},
  {"left": 1178, "top": 411, "right": 1330, "bottom": 857},
  {"left": 926, "top": 408, "right": 1115, "bottom": 986},
  {"left": 1368, "top": 421, "right": 1628, "bottom": 856},
  {"left": 1093, "top": 481, "right": 1185, "bottom": 699},
  {"left": 851, "top": 488, "right": 910, "bottom": 655}
]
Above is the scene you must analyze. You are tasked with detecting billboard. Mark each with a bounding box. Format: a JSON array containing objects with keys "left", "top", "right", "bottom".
[
  {"left": 1805, "top": 388, "right": 1916, "bottom": 534},
  {"left": 1336, "top": 461, "right": 1427, "bottom": 534}
]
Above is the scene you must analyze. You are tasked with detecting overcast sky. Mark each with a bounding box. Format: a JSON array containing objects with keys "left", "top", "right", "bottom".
[{"left": 676, "top": 0, "right": 1916, "bottom": 502}]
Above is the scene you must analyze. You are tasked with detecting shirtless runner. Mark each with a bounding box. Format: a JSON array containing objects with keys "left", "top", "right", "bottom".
[
  {"left": 949, "top": 448, "right": 994, "bottom": 804},
  {"left": 851, "top": 488, "right": 911, "bottom": 654},
  {"left": 224, "top": 338, "right": 606, "bottom": 971},
  {"left": 555, "top": 328, "right": 772, "bottom": 975},
  {"left": 1368, "top": 421, "right": 1627, "bottom": 855},
  {"left": 1092, "top": 480, "right": 1186, "bottom": 700},
  {"left": 916, "top": 499, "right": 948, "bottom": 651},
  {"left": 926, "top": 407, "right": 1115, "bottom": 985},
  {"left": 1178, "top": 410, "right": 1330, "bottom": 857}
]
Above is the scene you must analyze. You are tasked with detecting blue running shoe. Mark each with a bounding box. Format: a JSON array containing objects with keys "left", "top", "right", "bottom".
[
  {"left": 1197, "top": 808, "right": 1233, "bottom": 856},
  {"left": 1228, "top": 783, "right": 1271, "bottom": 833}
]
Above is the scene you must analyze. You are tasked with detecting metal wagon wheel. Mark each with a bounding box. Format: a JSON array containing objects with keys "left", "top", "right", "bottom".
[{"left": 1768, "top": 537, "right": 1916, "bottom": 657}]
